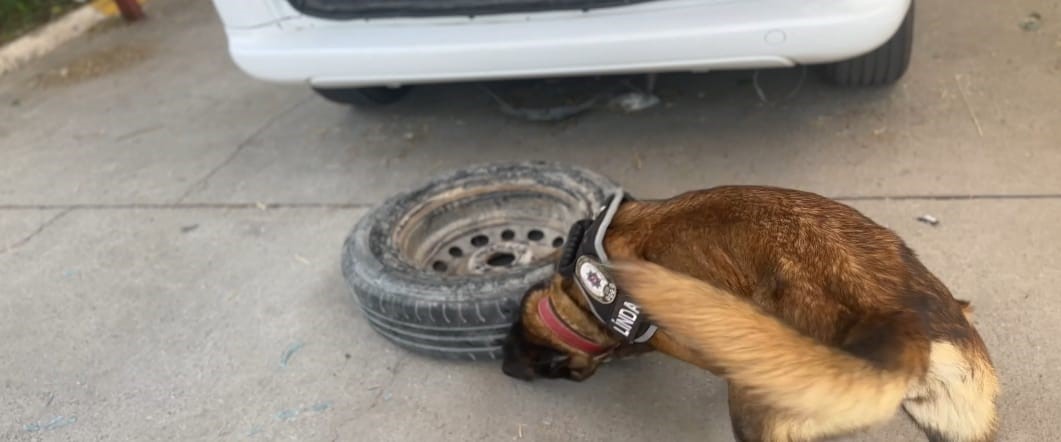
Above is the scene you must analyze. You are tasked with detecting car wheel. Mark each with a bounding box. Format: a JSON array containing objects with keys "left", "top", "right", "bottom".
[
  {"left": 313, "top": 86, "right": 410, "bottom": 106},
  {"left": 821, "top": 2, "right": 914, "bottom": 87},
  {"left": 341, "top": 162, "right": 618, "bottom": 361}
]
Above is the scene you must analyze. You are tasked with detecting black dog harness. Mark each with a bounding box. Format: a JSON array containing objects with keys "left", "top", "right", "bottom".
[{"left": 557, "top": 190, "right": 657, "bottom": 344}]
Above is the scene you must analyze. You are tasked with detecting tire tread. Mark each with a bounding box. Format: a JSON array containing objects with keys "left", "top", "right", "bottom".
[{"left": 821, "top": 3, "right": 914, "bottom": 87}]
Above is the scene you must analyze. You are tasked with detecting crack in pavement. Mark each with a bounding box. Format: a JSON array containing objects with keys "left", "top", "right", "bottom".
[
  {"left": 829, "top": 193, "right": 1061, "bottom": 201},
  {"left": 368, "top": 354, "right": 408, "bottom": 410},
  {"left": 0, "top": 193, "right": 1060, "bottom": 212},
  {"left": 0, "top": 209, "right": 72, "bottom": 255},
  {"left": 333, "top": 355, "right": 410, "bottom": 435},
  {"left": 175, "top": 96, "right": 315, "bottom": 203},
  {"left": 0, "top": 203, "right": 371, "bottom": 211}
]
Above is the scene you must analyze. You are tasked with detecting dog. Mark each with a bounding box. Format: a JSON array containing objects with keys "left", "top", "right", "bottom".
[{"left": 502, "top": 186, "right": 998, "bottom": 442}]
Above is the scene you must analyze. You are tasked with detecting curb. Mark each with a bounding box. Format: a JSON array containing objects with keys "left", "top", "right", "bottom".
[{"left": 0, "top": 0, "right": 146, "bottom": 76}]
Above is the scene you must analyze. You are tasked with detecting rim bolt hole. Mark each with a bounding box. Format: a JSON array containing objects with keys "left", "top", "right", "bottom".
[
  {"left": 527, "top": 230, "right": 544, "bottom": 241},
  {"left": 432, "top": 261, "right": 448, "bottom": 272},
  {"left": 501, "top": 230, "right": 515, "bottom": 241},
  {"left": 448, "top": 247, "right": 463, "bottom": 257},
  {"left": 552, "top": 237, "right": 564, "bottom": 248},
  {"left": 470, "top": 235, "right": 489, "bottom": 247},
  {"left": 486, "top": 253, "right": 516, "bottom": 267}
]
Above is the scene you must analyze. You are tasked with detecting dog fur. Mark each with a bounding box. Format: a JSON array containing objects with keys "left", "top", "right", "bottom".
[{"left": 502, "top": 186, "right": 998, "bottom": 442}]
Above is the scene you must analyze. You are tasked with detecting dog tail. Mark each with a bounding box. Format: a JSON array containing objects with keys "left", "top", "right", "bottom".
[{"left": 609, "top": 260, "right": 929, "bottom": 430}]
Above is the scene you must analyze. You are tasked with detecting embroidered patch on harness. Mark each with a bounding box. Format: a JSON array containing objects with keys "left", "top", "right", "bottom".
[{"left": 576, "top": 257, "right": 616, "bottom": 304}]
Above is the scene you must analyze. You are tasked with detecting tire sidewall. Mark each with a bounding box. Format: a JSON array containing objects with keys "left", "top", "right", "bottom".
[{"left": 341, "top": 162, "right": 617, "bottom": 349}]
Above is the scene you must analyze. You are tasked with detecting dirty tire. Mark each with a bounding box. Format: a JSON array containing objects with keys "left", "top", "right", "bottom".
[
  {"left": 821, "top": 2, "right": 914, "bottom": 87},
  {"left": 341, "top": 162, "right": 617, "bottom": 361},
  {"left": 313, "top": 86, "right": 410, "bottom": 106}
]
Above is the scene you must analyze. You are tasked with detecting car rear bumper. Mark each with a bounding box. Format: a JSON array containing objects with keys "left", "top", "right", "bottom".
[
  {"left": 216, "top": 0, "right": 911, "bottom": 87},
  {"left": 289, "top": 0, "right": 664, "bottom": 19}
]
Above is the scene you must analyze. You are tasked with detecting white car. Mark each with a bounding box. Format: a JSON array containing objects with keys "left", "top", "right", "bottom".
[{"left": 210, "top": 0, "right": 914, "bottom": 106}]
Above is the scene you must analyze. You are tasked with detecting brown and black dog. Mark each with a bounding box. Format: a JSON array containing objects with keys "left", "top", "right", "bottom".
[{"left": 502, "top": 186, "right": 998, "bottom": 442}]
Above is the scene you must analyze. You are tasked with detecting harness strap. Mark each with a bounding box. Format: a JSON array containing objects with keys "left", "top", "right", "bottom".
[{"left": 559, "top": 190, "right": 657, "bottom": 343}]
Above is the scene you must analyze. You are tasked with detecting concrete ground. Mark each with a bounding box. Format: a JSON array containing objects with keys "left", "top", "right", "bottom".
[{"left": 1, "top": 0, "right": 1059, "bottom": 440}]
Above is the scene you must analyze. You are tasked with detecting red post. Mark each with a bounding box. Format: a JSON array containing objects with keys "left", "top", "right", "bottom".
[{"left": 113, "top": 0, "right": 145, "bottom": 21}]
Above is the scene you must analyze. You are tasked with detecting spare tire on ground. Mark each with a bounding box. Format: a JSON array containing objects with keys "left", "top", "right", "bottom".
[{"left": 341, "top": 162, "right": 618, "bottom": 361}]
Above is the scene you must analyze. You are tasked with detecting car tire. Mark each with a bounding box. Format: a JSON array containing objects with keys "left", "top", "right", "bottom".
[
  {"left": 341, "top": 162, "right": 618, "bottom": 361},
  {"left": 313, "top": 86, "right": 410, "bottom": 106},
  {"left": 821, "top": 2, "right": 914, "bottom": 87}
]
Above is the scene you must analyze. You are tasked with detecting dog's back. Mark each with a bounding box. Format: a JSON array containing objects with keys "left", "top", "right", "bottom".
[{"left": 607, "top": 187, "right": 999, "bottom": 441}]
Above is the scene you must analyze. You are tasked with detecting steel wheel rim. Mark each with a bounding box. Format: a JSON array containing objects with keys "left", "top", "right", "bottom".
[{"left": 393, "top": 183, "right": 582, "bottom": 277}]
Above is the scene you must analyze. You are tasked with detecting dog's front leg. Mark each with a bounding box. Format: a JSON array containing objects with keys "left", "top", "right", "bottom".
[
  {"left": 728, "top": 383, "right": 768, "bottom": 442},
  {"left": 648, "top": 331, "right": 726, "bottom": 375}
]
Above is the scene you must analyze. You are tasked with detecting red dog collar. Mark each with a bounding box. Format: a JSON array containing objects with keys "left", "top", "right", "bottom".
[{"left": 537, "top": 295, "right": 608, "bottom": 355}]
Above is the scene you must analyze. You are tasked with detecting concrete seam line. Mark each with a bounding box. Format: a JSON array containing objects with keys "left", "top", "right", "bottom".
[
  {"left": 0, "top": 203, "right": 374, "bottom": 211},
  {"left": 0, "top": 0, "right": 147, "bottom": 76}
]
